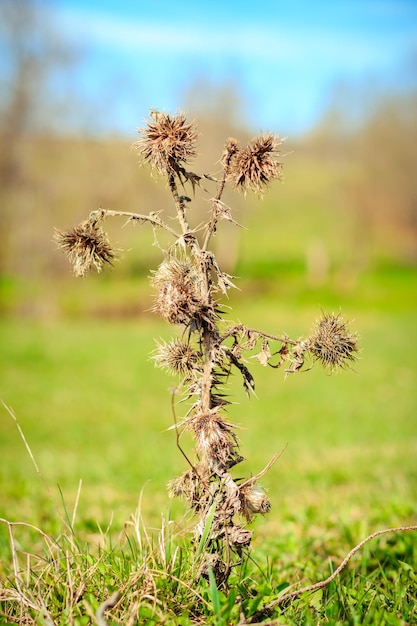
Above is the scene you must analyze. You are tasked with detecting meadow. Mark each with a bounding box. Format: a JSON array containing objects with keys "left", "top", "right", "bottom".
[{"left": 1, "top": 265, "right": 416, "bottom": 624}]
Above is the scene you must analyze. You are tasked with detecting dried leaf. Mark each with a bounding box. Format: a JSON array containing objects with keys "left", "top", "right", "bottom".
[
  {"left": 217, "top": 272, "right": 238, "bottom": 294},
  {"left": 242, "top": 369, "right": 256, "bottom": 397},
  {"left": 253, "top": 339, "right": 271, "bottom": 366},
  {"left": 213, "top": 199, "right": 242, "bottom": 227},
  {"left": 179, "top": 168, "right": 202, "bottom": 194},
  {"left": 269, "top": 342, "right": 290, "bottom": 369},
  {"left": 244, "top": 330, "right": 258, "bottom": 351}
]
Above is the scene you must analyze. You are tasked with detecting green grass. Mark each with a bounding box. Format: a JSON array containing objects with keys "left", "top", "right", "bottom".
[{"left": 0, "top": 271, "right": 416, "bottom": 624}]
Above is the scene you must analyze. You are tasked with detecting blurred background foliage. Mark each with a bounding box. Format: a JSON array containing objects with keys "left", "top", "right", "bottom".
[{"left": 1, "top": 0, "right": 416, "bottom": 321}]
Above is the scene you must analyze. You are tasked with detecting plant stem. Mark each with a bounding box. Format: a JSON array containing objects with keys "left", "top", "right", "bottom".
[
  {"left": 200, "top": 330, "right": 215, "bottom": 413},
  {"left": 90, "top": 208, "right": 180, "bottom": 238},
  {"left": 202, "top": 158, "right": 231, "bottom": 251},
  {"left": 168, "top": 174, "right": 189, "bottom": 234},
  {"left": 219, "top": 325, "right": 299, "bottom": 346}
]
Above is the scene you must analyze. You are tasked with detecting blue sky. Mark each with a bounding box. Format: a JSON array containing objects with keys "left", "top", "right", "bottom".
[{"left": 52, "top": 0, "right": 417, "bottom": 135}]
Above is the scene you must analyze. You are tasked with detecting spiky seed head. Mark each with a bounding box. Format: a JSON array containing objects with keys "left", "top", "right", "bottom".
[
  {"left": 151, "top": 258, "right": 212, "bottom": 328},
  {"left": 54, "top": 221, "right": 116, "bottom": 277},
  {"left": 309, "top": 312, "right": 359, "bottom": 373},
  {"left": 152, "top": 338, "right": 201, "bottom": 375},
  {"left": 151, "top": 258, "right": 197, "bottom": 325},
  {"left": 151, "top": 257, "right": 200, "bottom": 289},
  {"left": 228, "top": 133, "right": 283, "bottom": 194},
  {"left": 193, "top": 411, "right": 240, "bottom": 472},
  {"left": 168, "top": 469, "right": 199, "bottom": 503},
  {"left": 135, "top": 110, "right": 197, "bottom": 175},
  {"left": 239, "top": 483, "right": 271, "bottom": 521}
]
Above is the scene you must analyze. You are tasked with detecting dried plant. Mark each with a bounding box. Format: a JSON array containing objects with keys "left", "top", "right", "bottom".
[
  {"left": 53, "top": 219, "right": 116, "bottom": 277},
  {"left": 55, "top": 110, "right": 358, "bottom": 584},
  {"left": 228, "top": 133, "right": 283, "bottom": 194}
]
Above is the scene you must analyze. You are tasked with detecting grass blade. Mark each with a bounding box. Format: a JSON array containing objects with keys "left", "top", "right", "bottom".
[
  {"left": 196, "top": 501, "right": 217, "bottom": 559},
  {"left": 208, "top": 565, "right": 221, "bottom": 625}
]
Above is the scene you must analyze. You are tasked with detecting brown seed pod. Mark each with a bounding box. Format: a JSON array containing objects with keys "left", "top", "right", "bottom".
[
  {"left": 239, "top": 483, "right": 271, "bottom": 522},
  {"left": 228, "top": 133, "right": 283, "bottom": 194},
  {"left": 152, "top": 338, "right": 201, "bottom": 376},
  {"left": 309, "top": 312, "right": 359, "bottom": 373},
  {"left": 151, "top": 257, "right": 214, "bottom": 328},
  {"left": 54, "top": 221, "right": 116, "bottom": 277},
  {"left": 135, "top": 110, "right": 197, "bottom": 175},
  {"left": 192, "top": 411, "right": 240, "bottom": 473}
]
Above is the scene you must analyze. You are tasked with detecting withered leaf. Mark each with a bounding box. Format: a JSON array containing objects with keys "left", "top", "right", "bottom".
[
  {"left": 269, "top": 341, "right": 290, "bottom": 369},
  {"left": 253, "top": 339, "right": 271, "bottom": 367}
]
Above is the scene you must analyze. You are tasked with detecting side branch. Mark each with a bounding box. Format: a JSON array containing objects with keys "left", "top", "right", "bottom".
[
  {"left": 90, "top": 208, "right": 180, "bottom": 238},
  {"left": 219, "top": 324, "right": 299, "bottom": 346},
  {"left": 202, "top": 140, "right": 237, "bottom": 251},
  {"left": 202, "top": 174, "right": 228, "bottom": 252}
]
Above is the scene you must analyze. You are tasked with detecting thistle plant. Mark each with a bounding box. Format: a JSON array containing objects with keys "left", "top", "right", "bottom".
[{"left": 55, "top": 110, "right": 358, "bottom": 584}]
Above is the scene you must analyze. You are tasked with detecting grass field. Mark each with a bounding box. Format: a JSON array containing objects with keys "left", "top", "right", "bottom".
[{"left": 0, "top": 266, "right": 416, "bottom": 624}]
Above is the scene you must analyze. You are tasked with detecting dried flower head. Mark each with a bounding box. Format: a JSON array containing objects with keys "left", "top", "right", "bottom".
[
  {"left": 168, "top": 469, "right": 199, "bottom": 504},
  {"left": 151, "top": 257, "right": 214, "bottom": 328},
  {"left": 239, "top": 483, "right": 271, "bottom": 521},
  {"left": 229, "top": 133, "right": 283, "bottom": 194},
  {"left": 54, "top": 221, "right": 115, "bottom": 277},
  {"left": 309, "top": 312, "right": 359, "bottom": 373},
  {"left": 197, "top": 553, "right": 228, "bottom": 583},
  {"left": 226, "top": 525, "right": 253, "bottom": 553},
  {"left": 135, "top": 110, "right": 197, "bottom": 175},
  {"left": 152, "top": 338, "right": 201, "bottom": 375},
  {"left": 193, "top": 411, "right": 240, "bottom": 472}
]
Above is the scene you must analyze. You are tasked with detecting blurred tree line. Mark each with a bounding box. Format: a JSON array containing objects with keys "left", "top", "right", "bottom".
[
  {"left": 1, "top": 0, "right": 416, "bottom": 317},
  {"left": 307, "top": 75, "right": 417, "bottom": 270}
]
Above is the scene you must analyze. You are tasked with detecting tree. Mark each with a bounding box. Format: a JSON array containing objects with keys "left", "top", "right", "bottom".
[{"left": 0, "top": 0, "right": 76, "bottom": 280}]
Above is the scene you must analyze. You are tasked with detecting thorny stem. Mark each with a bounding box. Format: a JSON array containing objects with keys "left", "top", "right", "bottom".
[
  {"left": 166, "top": 170, "right": 218, "bottom": 416},
  {"left": 168, "top": 174, "right": 190, "bottom": 234},
  {"left": 200, "top": 331, "right": 215, "bottom": 414}
]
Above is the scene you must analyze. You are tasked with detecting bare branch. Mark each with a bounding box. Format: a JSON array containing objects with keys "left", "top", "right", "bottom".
[
  {"left": 89, "top": 208, "right": 181, "bottom": 238},
  {"left": 219, "top": 324, "right": 299, "bottom": 347}
]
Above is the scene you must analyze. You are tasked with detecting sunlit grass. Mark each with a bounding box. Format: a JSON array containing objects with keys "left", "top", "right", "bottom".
[
  {"left": 1, "top": 283, "right": 416, "bottom": 524},
  {"left": 0, "top": 275, "right": 416, "bottom": 623}
]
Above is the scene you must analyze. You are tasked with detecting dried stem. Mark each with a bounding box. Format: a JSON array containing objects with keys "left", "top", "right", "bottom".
[
  {"left": 96, "top": 591, "right": 122, "bottom": 626},
  {"left": 219, "top": 324, "right": 299, "bottom": 346},
  {"left": 168, "top": 174, "right": 190, "bottom": 234},
  {"left": 90, "top": 208, "right": 180, "bottom": 238},
  {"left": 238, "top": 447, "right": 287, "bottom": 490},
  {"left": 249, "top": 525, "right": 417, "bottom": 622},
  {"left": 202, "top": 159, "right": 230, "bottom": 251}
]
